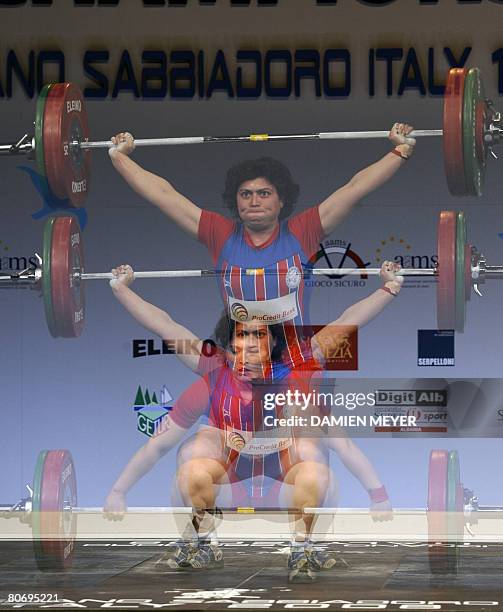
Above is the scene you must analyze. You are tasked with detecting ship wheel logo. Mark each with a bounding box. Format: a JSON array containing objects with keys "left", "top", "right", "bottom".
[{"left": 309, "top": 242, "right": 370, "bottom": 280}]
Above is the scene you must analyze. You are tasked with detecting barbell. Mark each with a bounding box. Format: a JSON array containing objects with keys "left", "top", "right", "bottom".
[
  {"left": 0, "top": 209, "right": 501, "bottom": 337},
  {"left": 0, "top": 449, "right": 332, "bottom": 571},
  {"left": 0, "top": 67, "right": 501, "bottom": 205},
  {"left": 0, "top": 447, "right": 488, "bottom": 574}
]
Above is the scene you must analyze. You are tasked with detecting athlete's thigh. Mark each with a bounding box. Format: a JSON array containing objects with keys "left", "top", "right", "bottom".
[
  {"left": 282, "top": 439, "right": 330, "bottom": 487},
  {"left": 177, "top": 426, "right": 230, "bottom": 484},
  {"left": 177, "top": 426, "right": 225, "bottom": 463}
]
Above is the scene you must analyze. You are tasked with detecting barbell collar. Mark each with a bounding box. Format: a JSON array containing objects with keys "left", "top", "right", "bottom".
[
  {"left": 77, "top": 129, "right": 443, "bottom": 151},
  {"left": 0, "top": 139, "right": 33, "bottom": 156},
  {"left": 0, "top": 269, "right": 41, "bottom": 288}
]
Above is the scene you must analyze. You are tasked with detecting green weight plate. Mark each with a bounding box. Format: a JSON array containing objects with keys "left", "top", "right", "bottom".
[
  {"left": 447, "top": 450, "right": 460, "bottom": 512},
  {"left": 428, "top": 449, "right": 461, "bottom": 574},
  {"left": 437, "top": 211, "right": 456, "bottom": 329},
  {"left": 465, "top": 244, "right": 472, "bottom": 301},
  {"left": 463, "top": 68, "right": 486, "bottom": 197},
  {"left": 35, "top": 84, "right": 52, "bottom": 181},
  {"left": 455, "top": 212, "right": 467, "bottom": 332},
  {"left": 42, "top": 217, "right": 58, "bottom": 338},
  {"left": 446, "top": 450, "right": 462, "bottom": 573},
  {"left": 32, "top": 450, "right": 48, "bottom": 570},
  {"left": 476, "top": 101, "right": 488, "bottom": 164}
]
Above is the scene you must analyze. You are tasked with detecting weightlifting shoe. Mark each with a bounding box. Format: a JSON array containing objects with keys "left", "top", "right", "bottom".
[
  {"left": 287, "top": 544, "right": 315, "bottom": 582},
  {"left": 305, "top": 545, "right": 337, "bottom": 571},
  {"left": 164, "top": 540, "right": 223, "bottom": 570}
]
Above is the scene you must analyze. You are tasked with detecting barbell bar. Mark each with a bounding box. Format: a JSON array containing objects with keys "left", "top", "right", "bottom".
[
  {"left": 1, "top": 209, "right": 502, "bottom": 336},
  {"left": 0, "top": 129, "right": 442, "bottom": 156},
  {"left": 75, "top": 129, "right": 443, "bottom": 151},
  {"left": 79, "top": 268, "right": 437, "bottom": 280},
  {"left": 0, "top": 68, "right": 500, "bottom": 205}
]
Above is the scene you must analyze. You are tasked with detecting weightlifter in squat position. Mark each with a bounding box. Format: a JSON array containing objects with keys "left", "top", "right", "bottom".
[{"left": 104, "top": 260, "right": 403, "bottom": 579}]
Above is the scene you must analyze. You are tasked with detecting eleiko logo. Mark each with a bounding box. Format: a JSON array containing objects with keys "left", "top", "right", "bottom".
[{"left": 132, "top": 338, "right": 217, "bottom": 359}]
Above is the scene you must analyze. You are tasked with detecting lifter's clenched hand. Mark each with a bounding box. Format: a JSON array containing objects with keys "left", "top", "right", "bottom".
[
  {"left": 109, "top": 132, "right": 135, "bottom": 158},
  {"left": 389, "top": 122, "right": 415, "bottom": 159},
  {"left": 370, "top": 499, "right": 393, "bottom": 522},
  {"left": 110, "top": 264, "right": 135, "bottom": 289},
  {"left": 103, "top": 490, "right": 127, "bottom": 521}
]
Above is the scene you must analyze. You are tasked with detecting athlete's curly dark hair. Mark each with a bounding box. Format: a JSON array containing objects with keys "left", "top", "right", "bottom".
[
  {"left": 222, "top": 157, "right": 300, "bottom": 221},
  {"left": 213, "top": 311, "right": 286, "bottom": 363}
]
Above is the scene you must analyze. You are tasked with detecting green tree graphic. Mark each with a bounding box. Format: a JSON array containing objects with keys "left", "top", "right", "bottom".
[{"left": 134, "top": 385, "right": 145, "bottom": 406}]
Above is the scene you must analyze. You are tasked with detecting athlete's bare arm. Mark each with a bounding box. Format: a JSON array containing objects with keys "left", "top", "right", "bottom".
[
  {"left": 315, "top": 259, "right": 402, "bottom": 337},
  {"left": 318, "top": 123, "right": 415, "bottom": 236},
  {"left": 108, "top": 133, "right": 201, "bottom": 238},
  {"left": 103, "top": 417, "right": 189, "bottom": 519},
  {"left": 104, "top": 374, "right": 212, "bottom": 519},
  {"left": 311, "top": 261, "right": 402, "bottom": 363},
  {"left": 324, "top": 431, "right": 393, "bottom": 522},
  {"left": 109, "top": 264, "right": 203, "bottom": 371}
]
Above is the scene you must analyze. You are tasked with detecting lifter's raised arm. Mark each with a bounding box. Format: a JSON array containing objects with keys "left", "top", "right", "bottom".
[
  {"left": 109, "top": 264, "right": 203, "bottom": 371},
  {"left": 311, "top": 261, "right": 403, "bottom": 364},
  {"left": 318, "top": 123, "right": 416, "bottom": 235},
  {"left": 109, "top": 133, "right": 202, "bottom": 238}
]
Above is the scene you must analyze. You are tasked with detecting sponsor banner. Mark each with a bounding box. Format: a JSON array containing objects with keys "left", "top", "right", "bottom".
[
  {"left": 225, "top": 425, "right": 292, "bottom": 455},
  {"left": 374, "top": 390, "right": 448, "bottom": 433},
  {"left": 308, "top": 324, "right": 358, "bottom": 371},
  {"left": 418, "top": 330, "right": 455, "bottom": 367},
  {"left": 229, "top": 293, "right": 298, "bottom": 325}
]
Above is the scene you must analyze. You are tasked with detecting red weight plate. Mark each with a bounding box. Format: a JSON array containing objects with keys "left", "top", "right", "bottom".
[
  {"left": 51, "top": 215, "right": 85, "bottom": 338},
  {"left": 39, "top": 450, "right": 77, "bottom": 569},
  {"left": 43, "top": 83, "right": 91, "bottom": 207},
  {"left": 427, "top": 450, "right": 451, "bottom": 573},
  {"left": 428, "top": 449, "right": 448, "bottom": 512},
  {"left": 443, "top": 68, "right": 468, "bottom": 196},
  {"left": 475, "top": 101, "right": 488, "bottom": 164},
  {"left": 465, "top": 244, "right": 472, "bottom": 302},
  {"left": 437, "top": 211, "right": 457, "bottom": 329}
]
